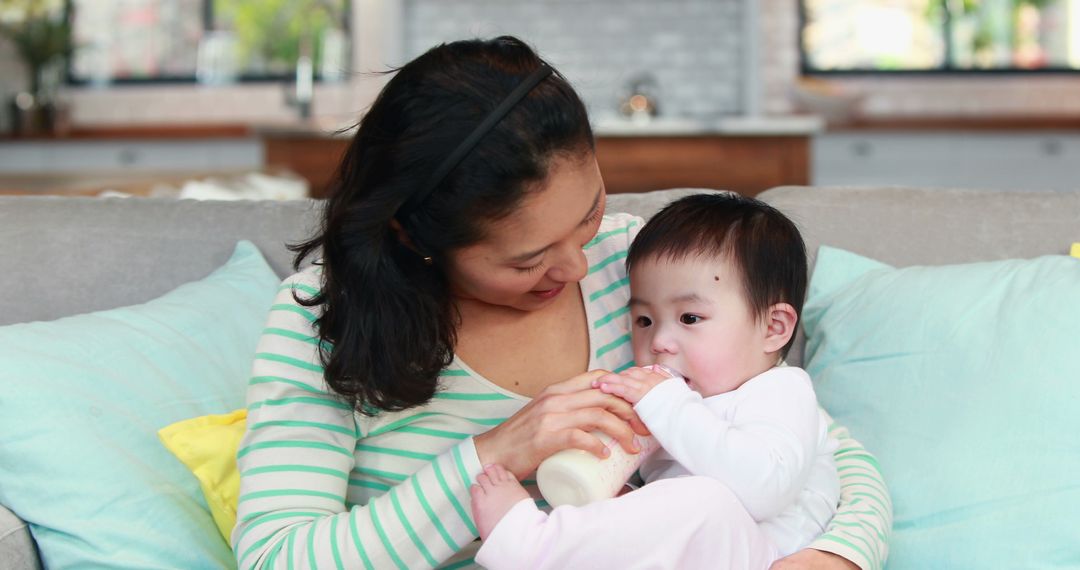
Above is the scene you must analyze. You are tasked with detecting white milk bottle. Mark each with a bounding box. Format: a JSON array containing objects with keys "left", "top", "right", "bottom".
[
  {"left": 536, "top": 431, "right": 659, "bottom": 507},
  {"left": 536, "top": 364, "right": 679, "bottom": 507}
]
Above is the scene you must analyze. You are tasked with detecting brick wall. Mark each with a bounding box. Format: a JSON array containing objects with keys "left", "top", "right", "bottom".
[{"left": 403, "top": 0, "right": 746, "bottom": 120}]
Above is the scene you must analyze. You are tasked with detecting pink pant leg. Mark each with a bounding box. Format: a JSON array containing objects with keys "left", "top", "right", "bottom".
[{"left": 476, "top": 476, "right": 779, "bottom": 570}]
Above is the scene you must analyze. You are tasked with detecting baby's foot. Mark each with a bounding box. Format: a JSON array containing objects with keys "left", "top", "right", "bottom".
[{"left": 470, "top": 464, "right": 530, "bottom": 540}]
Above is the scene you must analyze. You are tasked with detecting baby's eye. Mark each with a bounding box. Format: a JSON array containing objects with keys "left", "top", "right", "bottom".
[
  {"left": 680, "top": 314, "right": 702, "bottom": 325},
  {"left": 634, "top": 316, "right": 653, "bottom": 328}
]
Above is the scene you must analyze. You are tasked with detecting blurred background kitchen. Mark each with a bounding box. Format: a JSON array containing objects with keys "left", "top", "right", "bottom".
[{"left": 1, "top": 0, "right": 1079, "bottom": 199}]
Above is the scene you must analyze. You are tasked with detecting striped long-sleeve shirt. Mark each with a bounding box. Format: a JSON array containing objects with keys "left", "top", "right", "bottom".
[{"left": 232, "top": 213, "right": 891, "bottom": 570}]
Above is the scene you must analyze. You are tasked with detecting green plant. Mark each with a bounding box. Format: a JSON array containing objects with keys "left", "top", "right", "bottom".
[
  {"left": 216, "top": 0, "right": 345, "bottom": 75},
  {"left": 0, "top": 0, "right": 72, "bottom": 95}
]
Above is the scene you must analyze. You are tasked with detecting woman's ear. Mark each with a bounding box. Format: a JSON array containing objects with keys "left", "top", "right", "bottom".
[
  {"left": 762, "top": 302, "right": 798, "bottom": 354},
  {"left": 388, "top": 218, "right": 418, "bottom": 251}
]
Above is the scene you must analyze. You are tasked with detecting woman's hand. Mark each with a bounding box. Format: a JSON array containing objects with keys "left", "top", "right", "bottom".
[
  {"left": 474, "top": 369, "right": 651, "bottom": 479},
  {"left": 769, "top": 549, "right": 860, "bottom": 570}
]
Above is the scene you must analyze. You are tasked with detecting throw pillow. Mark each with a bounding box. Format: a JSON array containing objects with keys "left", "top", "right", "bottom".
[
  {"left": 802, "top": 246, "right": 1080, "bottom": 569},
  {"left": 0, "top": 241, "right": 279, "bottom": 569},
  {"left": 158, "top": 409, "right": 248, "bottom": 541}
]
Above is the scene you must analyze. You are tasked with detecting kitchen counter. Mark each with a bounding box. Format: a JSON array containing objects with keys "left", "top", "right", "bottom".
[
  {"left": 7, "top": 113, "right": 1080, "bottom": 142},
  {"left": 253, "top": 114, "right": 827, "bottom": 138},
  {"left": 1, "top": 115, "right": 822, "bottom": 198},
  {"left": 591, "top": 114, "right": 825, "bottom": 136}
]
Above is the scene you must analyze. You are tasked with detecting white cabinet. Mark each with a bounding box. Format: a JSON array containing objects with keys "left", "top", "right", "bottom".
[
  {"left": 0, "top": 139, "right": 264, "bottom": 173},
  {"left": 813, "top": 132, "right": 1080, "bottom": 192}
]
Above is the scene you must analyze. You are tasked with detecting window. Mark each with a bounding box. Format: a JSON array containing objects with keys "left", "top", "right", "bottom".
[
  {"left": 67, "top": 0, "right": 350, "bottom": 84},
  {"left": 800, "top": 0, "right": 1080, "bottom": 73}
]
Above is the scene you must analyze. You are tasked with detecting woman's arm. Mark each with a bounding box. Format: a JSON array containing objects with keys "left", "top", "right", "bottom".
[
  {"left": 791, "top": 410, "right": 893, "bottom": 570},
  {"left": 236, "top": 275, "right": 650, "bottom": 569},
  {"left": 234, "top": 277, "right": 483, "bottom": 569}
]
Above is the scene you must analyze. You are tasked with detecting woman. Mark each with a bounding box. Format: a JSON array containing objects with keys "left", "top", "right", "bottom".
[{"left": 234, "top": 36, "right": 890, "bottom": 570}]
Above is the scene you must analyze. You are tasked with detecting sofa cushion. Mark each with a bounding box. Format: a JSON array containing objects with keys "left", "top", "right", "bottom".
[
  {"left": 756, "top": 186, "right": 1080, "bottom": 368},
  {"left": 0, "top": 241, "right": 279, "bottom": 569},
  {"left": 803, "top": 246, "right": 1080, "bottom": 568},
  {"left": 0, "top": 196, "right": 320, "bottom": 326},
  {"left": 158, "top": 409, "right": 248, "bottom": 542},
  {"left": 0, "top": 504, "right": 38, "bottom": 570}
]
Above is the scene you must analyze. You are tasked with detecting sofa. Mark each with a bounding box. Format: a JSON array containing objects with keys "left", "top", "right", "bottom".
[{"left": 2, "top": 186, "right": 1078, "bottom": 569}]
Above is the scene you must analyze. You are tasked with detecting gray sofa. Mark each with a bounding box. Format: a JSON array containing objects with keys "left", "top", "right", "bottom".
[{"left": 2, "top": 186, "right": 1078, "bottom": 568}]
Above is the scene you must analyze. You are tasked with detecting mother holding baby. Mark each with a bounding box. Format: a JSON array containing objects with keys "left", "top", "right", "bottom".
[{"left": 234, "top": 36, "right": 890, "bottom": 570}]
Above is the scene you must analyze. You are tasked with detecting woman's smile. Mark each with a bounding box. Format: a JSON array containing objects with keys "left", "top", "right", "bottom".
[{"left": 531, "top": 284, "right": 565, "bottom": 299}]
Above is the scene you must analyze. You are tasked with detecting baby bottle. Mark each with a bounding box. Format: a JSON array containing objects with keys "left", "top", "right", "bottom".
[
  {"left": 536, "top": 364, "right": 676, "bottom": 507},
  {"left": 535, "top": 431, "right": 658, "bottom": 507}
]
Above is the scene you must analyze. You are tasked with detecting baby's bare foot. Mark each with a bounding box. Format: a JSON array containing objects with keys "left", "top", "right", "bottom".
[{"left": 470, "top": 464, "right": 530, "bottom": 540}]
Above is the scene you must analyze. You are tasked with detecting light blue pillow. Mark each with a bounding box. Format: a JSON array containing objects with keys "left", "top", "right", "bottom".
[
  {"left": 0, "top": 241, "right": 279, "bottom": 569},
  {"left": 803, "top": 246, "right": 1080, "bottom": 569}
]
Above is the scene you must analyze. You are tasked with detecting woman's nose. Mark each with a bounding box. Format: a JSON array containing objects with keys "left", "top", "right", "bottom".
[{"left": 546, "top": 243, "right": 588, "bottom": 283}]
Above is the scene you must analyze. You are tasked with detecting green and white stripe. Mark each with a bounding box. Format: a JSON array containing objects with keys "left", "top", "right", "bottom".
[
  {"left": 807, "top": 413, "right": 894, "bottom": 570},
  {"left": 232, "top": 213, "right": 891, "bottom": 569}
]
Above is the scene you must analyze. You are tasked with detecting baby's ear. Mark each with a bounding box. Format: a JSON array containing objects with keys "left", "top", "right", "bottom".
[{"left": 762, "top": 303, "right": 797, "bottom": 354}]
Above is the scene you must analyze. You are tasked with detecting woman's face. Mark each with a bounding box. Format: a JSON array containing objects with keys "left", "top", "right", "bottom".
[{"left": 444, "top": 152, "right": 607, "bottom": 312}]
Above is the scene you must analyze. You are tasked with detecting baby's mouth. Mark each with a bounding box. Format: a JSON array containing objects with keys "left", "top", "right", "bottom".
[{"left": 652, "top": 364, "right": 689, "bottom": 385}]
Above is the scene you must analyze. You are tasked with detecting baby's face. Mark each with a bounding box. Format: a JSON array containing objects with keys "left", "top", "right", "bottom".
[{"left": 627, "top": 255, "right": 772, "bottom": 397}]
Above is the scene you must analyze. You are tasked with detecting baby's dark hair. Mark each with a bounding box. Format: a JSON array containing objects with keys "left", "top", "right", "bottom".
[{"left": 626, "top": 192, "right": 807, "bottom": 358}]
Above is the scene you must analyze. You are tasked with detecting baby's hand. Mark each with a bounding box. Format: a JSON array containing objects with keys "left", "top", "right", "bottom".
[{"left": 592, "top": 366, "right": 671, "bottom": 404}]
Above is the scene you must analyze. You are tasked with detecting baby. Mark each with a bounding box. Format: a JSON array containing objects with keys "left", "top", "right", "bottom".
[
  {"left": 468, "top": 193, "right": 838, "bottom": 565},
  {"left": 470, "top": 193, "right": 840, "bottom": 569}
]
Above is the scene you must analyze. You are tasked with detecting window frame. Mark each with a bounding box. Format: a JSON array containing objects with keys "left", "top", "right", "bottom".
[
  {"left": 64, "top": 0, "right": 352, "bottom": 86},
  {"left": 798, "top": 0, "right": 1080, "bottom": 76}
]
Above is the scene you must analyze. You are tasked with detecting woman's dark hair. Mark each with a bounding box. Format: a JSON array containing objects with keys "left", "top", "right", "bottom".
[
  {"left": 289, "top": 36, "right": 594, "bottom": 414},
  {"left": 625, "top": 193, "right": 808, "bottom": 358}
]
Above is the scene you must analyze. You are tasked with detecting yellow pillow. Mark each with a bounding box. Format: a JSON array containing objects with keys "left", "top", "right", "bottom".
[
  {"left": 1071, "top": 243, "right": 1080, "bottom": 259},
  {"left": 158, "top": 409, "right": 247, "bottom": 541}
]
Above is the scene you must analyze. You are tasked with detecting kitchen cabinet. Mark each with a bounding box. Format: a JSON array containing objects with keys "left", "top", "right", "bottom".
[
  {"left": 263, "top": 135, "right": 349, "bottom": 199},
  {"left": 264, "top": 134, "right": 811, "bottom": 199},
  {"left": 814, "top": 129, "right": 1080, "bottom": 192},
  {"left": 595, "top": 135, "right": 809, "bottom": 197},
  {"left": 0, "top": 139, "right": 262, "bottom": 174}
]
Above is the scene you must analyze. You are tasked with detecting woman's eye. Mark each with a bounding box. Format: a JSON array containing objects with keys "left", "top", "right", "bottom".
[
  {"left": 584, "top": 205, "right": 602, "bottom": 225},
  {"left": 634, "top": 316, "right": 652, "bottom": 327},
  {"left": 680, "top": 314, "right": 701, "bottom": 325},
  {"left": 514, "top": 263, "right": 545, "bottom": 274}
]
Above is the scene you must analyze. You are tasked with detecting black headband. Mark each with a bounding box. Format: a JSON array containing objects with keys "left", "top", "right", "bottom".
[{"left": 397, "top": 63, "right": 554, "bottom": 220}]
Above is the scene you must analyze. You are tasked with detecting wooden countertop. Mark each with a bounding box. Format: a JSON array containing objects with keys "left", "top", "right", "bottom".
[{"left": 0, "top": 124, "right": 255, "bottom": 141}]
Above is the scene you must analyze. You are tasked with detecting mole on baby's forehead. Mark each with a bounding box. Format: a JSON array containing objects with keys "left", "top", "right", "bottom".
[{"left": 714, "top": 276, "right": 719, "bottom": 281}]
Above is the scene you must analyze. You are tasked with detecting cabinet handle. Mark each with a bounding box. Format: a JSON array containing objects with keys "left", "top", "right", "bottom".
[
  {"left": 1041, "top": 139, "right": 1063, "bottom": 156},
  {"left": 118, "top": 148, "right": 139, "bottom": 165},
  {"left": 852, "top": 141, "right": 873, "bottom": 157}
]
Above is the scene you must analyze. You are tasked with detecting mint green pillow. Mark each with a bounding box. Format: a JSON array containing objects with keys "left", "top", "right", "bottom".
[
  {"left": 803, "top": 246, "right": 1080, "bottom": 569},
  {"left": 0, "top": 241, "right": 279, "bottom": 569}
]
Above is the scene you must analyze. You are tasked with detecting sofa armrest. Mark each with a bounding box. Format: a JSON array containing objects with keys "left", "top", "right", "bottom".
[{"left": 0, "top": 504, "right": 40, "bottom": 570}]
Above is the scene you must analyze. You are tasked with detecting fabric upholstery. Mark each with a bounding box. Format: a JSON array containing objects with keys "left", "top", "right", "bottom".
[{"left": 757, "top": 185, "right": 1080, "bottom": 367}]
